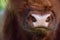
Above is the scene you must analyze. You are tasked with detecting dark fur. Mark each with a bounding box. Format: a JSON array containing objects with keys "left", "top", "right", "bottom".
[{"left": 3, "top": 0, "right": 60, "bottom": 40}]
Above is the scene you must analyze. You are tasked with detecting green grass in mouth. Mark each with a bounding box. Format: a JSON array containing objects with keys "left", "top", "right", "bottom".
[
  {"left": 30, "top": 26, "right": 53, "bottom": 31},
  {"left": 27, "top": 26, "right": 53, "bottom": 37}
]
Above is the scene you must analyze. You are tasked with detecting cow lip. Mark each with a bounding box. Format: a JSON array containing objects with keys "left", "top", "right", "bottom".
[{"left": 31, "top": 26, "right": 53, "bottom": 31}]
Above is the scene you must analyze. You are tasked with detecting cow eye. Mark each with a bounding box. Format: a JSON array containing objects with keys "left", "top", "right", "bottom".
[{"left": 46, "top": 17, "right": 50, "bottom": 22}]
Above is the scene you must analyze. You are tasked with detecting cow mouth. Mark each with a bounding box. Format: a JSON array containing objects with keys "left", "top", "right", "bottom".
[
  {"left": 33, "top": 27, "right": 52, "bottom": 31},
  {"left": 27, "top": 26, "right": 53, "bottom": 38},
  {"left": 29, "top": 26, "right": 52, "bottom": 32}
]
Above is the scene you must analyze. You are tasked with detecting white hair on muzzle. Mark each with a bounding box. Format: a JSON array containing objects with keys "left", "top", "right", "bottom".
[{"left": 31, "top": 13, "right": 51, "bottom": 27}]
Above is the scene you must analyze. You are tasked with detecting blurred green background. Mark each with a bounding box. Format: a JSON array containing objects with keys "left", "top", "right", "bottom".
[
  {"left": 0, "top": 0, "right": 7, "bottom": 40},
  {"left": 0, "top": 0, "right": 7, "bottom": 10}
]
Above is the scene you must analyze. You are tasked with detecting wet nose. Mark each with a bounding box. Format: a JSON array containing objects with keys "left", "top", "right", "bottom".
[{"left": 31, "top": 14, "right": 51, "bottom": 27}]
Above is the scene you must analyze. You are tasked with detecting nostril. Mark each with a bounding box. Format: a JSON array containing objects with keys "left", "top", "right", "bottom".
[
  {"left": 27, "top": 15, "right": 37, "bottom": 22},
  {"left": 31, "top": 16, "right": 37, "bottom": 22},
  {"left": 46, "top": 17, "right": 50, "bottom": 22}
]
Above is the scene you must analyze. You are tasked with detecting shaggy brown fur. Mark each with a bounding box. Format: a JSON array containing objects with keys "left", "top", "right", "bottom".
[{"left": 3, "top": 0, "right": 60, "bottom": 40}]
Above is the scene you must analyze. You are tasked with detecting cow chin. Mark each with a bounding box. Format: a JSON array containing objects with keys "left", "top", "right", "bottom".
[{"left": 25, "top": 26, "right": 53, "bottom": 38}]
